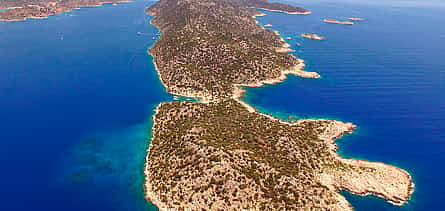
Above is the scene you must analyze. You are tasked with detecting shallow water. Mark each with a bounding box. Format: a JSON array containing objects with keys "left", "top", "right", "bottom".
[
  {"left": 247, "top": 0, "right": 445, "bottom": 210},
  {"left": 0, "top": 1, "right": 166, "bottom": 210}
]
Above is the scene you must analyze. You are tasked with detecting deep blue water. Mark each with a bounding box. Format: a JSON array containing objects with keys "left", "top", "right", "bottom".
[
  {"left": 248, "top": 0, "right": 445, "bottom": 210},
  {"left": 1, "top": 0, "right": 444, "bottom": 210},
  {"left": 0, "top": 1, "right": 166, "bottom": 210}
]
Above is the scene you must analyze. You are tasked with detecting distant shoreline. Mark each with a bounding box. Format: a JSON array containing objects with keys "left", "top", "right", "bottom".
[
  {"left": 0, "top": 0, "right": 131, "bottom": 22},
  {"left": 256, "top": 7, "right": 311, "bottom": 15}
]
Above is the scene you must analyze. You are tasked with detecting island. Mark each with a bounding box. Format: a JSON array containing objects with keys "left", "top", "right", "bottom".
[
  {"left": 143, "top": 0, "right": 414, "bottom": 210},
  {"left": 323, "top": 18, "right": 354, "bottom": 25},
  {"left": 0, "top": 0, "right": 129, "bottom": 21},
  {"left": 348, "top": 17, "right": 364, "bottom": 21},
  {"left": 301, "top": 33, "right": 325, "bottom": 40}
]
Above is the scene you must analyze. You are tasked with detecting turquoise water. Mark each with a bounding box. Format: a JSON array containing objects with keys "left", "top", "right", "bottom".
[
  {"left": 247, "top": 0, "right": 445, "bottom": 210},
  {"left": 0, "top": 1, "right": 165, "bottom": 210}
]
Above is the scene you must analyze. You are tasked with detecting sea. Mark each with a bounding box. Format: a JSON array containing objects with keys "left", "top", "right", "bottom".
[
  {"left": 0, "top": 0, "right": 443, "bottom": 210},
  {"left": 0, "top": 1, "right": 164, "bottom": 210}
]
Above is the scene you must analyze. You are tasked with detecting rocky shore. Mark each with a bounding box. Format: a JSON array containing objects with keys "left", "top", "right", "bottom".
[{"left": 144, "top": 0, "right": 414, "bottom": 210}]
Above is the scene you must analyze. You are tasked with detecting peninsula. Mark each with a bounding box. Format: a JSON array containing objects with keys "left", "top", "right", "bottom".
[
  {"left": 0, "top": 0, "right": 129, "bottom": 21},
  {"left": 144, "top": 0, "right": 414, "bottom": 210}
]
